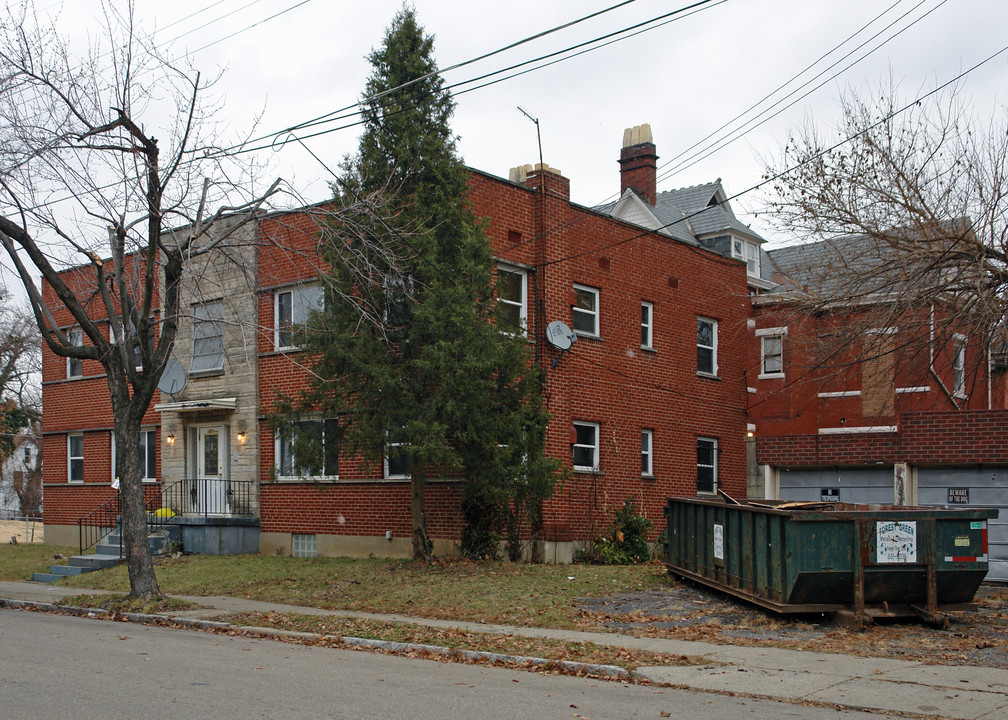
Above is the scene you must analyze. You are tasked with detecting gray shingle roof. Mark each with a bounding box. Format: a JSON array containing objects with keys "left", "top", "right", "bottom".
[{"left": 595, "top": 180, "right": 767, "bottom": 248}]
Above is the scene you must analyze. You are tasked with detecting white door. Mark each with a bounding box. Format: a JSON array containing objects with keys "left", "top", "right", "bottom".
[{"left": 197, "top": 425, "right": 230, "bottom": 515}]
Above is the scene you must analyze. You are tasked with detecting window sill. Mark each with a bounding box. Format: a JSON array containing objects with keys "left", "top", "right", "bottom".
[
  {"left": 190, "top": 368, "right": 225, "bottom": 379},
  {"left": 573, "top": 466, "right": 601, "bottom": 475},
  {"left": 697, "top": 371, "right": 721, "bottom": 380},
  {"left": 640, "top": 345, "right": 656, "bottom": 353},
  {"left": 758, "top": 372, "right": 784, "bottom": 380},
  {"left": 275, "top": 475, "right": 340, "bottom": 484},
  {"left": 641, "top": 473, "right": 656, "bottom": 481},
  {"left": 573, "top": 331, "right": 602, "bottom": 341},
  {"left": 697, "top": 490, "right": 717, "bottom": 497}
]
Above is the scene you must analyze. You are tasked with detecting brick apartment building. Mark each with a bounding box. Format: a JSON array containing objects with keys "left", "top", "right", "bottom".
[
  {"left": 40, "top": 125, "right": 758, "bottom": 561},
  {"left": 37, "top": 124, "right": 1007, "bottom": 575}
]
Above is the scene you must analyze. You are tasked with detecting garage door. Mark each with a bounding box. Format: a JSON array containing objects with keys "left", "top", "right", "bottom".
[
  {"left": 916, "top": 467, "right": 1007, "bottom": 583},
  {"left": 777, "top": 466, "right": 895, "bottom": 504}
]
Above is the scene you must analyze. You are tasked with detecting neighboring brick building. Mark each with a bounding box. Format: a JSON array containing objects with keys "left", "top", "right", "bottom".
[
  {"left": 747, "top": 237, "right": 1007, "bottom": 581},
  {"left": 40, "top": 124, "right": 756, "bottom": 560}
]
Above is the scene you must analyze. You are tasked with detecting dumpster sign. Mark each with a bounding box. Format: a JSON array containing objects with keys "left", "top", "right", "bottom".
[
  {"left": 713, "top": 523, "right": 724, "bottom": 562},
  {"left": 876, "top": 520, "right": 917, "bottom": 563}
]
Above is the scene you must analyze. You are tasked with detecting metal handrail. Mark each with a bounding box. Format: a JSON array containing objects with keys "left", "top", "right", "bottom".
[
  {"left": 77, "top": 479, "right": 255, "bottom": 555},
  {"left": 77, "top": 494, "right": 122, "bottom": 557}
]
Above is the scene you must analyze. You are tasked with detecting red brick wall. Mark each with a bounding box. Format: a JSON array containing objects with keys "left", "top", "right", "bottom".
[
  {"left": 749, "top": 301, "right": 996, "bottom": 438},
  {"left": 757, "top": 409, "right": 1008, "bottom": 467},
  {"left": 259, "top": 481, "right": 464, "bottom": 538}
]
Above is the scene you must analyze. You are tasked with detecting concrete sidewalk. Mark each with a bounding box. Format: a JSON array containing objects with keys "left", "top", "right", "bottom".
[{"left": 2, "top": 579, "right": 1006, "bottom": 719}]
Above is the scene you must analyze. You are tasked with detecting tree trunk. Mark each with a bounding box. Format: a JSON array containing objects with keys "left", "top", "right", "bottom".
[
  {"left": 410, "top": 462, "right": 430, "bottom": 560},
  {"left": 110, "top": 375, "right": 160, "bottom": 599}
]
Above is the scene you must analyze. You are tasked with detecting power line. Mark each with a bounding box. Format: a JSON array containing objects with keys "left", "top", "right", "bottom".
[
  {"left": 655, "top": 0, "right": 950, "bottom": 187},
  {"left": 533, "top": 44, "right": 1008, "bottom": 270},
  {"left": 218, "top": 0, "right": 720, "bottom": 158}
]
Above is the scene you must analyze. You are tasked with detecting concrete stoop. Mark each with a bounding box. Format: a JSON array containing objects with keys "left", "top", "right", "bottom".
[{"left": 32, "top": 530, "right": 171, "bottom": 584}]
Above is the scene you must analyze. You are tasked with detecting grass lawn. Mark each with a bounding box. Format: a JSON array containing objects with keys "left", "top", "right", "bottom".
[
  {"left": 0, "top": 543, "right": 77, "bottom": 582},
  {"left": 0, "top": 545, "right": 670, "bottom": 628}
]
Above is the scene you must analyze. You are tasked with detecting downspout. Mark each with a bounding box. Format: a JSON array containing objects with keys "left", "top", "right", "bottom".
[{"left": 928, "top": 304, "right": 960, "bottom": 409}]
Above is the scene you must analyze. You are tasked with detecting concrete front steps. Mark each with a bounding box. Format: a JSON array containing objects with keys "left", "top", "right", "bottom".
[{"left": 32, "top": 530, "right": 172, "bottom": 584}]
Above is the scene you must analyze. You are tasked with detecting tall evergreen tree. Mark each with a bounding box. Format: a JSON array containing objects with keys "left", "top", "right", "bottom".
[{"left": 291, "top": 8, "right": 559, "bottom": 559}]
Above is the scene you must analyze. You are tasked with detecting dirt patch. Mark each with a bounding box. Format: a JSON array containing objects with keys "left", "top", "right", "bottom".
[
  {"left": 0, "top": 519, "right": 43, "bottom": 544},
  {"left": 577, "top": 576, "right": 1008, "bottom": 668}
]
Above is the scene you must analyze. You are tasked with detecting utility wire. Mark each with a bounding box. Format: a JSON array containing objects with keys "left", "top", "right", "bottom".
[
  {"left": 533, "top": 44, "right": 1008, "bottom": 270},
  {"left": 218, "top": 0, "right": 719, "bottom": 157},
  {"left": 655, "top": 0, "right": 949, "bottom": 187}
]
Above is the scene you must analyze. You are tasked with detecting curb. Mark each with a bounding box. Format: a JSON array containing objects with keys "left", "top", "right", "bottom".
[{"left": 0, "top": 598, "right": 630, "bottom": 679}]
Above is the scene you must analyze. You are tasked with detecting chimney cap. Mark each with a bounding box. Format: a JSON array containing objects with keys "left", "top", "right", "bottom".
[{"left": 622, "top": 123, "right": 653, "bottom": 149}]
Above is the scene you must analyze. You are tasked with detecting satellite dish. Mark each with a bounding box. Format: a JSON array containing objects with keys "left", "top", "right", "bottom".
[
  {"left": 157, "top": 358, "right": 188, "bottom": 395},
  {"left": 546, "top": 320, "right": 577, "bottom": 351}
]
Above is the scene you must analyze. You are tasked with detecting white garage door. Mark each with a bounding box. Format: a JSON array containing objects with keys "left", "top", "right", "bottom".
[
  {"left": 916, "top": 467, "right": 1007, "bottom": 583},
  {"left": 777, "top": 466, "right": 895, "bottom": 505}
]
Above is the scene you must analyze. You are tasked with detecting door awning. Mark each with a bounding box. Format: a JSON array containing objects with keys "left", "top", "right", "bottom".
[{"left": 154, "top": 397, "right": 237, "bottom": 413}]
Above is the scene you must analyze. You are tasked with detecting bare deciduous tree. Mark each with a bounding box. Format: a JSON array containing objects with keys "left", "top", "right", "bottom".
[
  {"left": 762, "top": 82, "right": 1008, "bottom": 401},
  {"left": 0, "top": 2, "right": 283, "bottom": 597}
]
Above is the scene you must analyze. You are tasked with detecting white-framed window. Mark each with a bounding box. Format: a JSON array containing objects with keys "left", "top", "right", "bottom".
[
  {"left": 496, "top": 265, "right": 527, "bottom": 335},
  {"left": 67, "top": 328, "right": 83, "bottom": 378},
  {"left": 697, "top": 437, "right": 717, "bottom": 495},
  {"left": 275, "top": 284, "right": 323, "bottom": 350},
  {"left": 384, "top": 439, "right": 411, "bottom": 479},
  {"left": 68, "top": 433, "right": 84, "bottom": 483},
  {"left": 641, "top": 429, "right": 653, "bottom": 476},
  {"left": 731, "top": 238, "right": 761, "bottom": 277},
  {"left": 191, "top": 301, "right": 225, "bottom": 374},
  {"left": 953, "top": 334, "right": 966, "bottom": 398},
  {"left": 572, "top": 284, "right": 599, "bottom": 337},
  {"left": 641, "top": 301, "right": 653, "bottom": 349},
  {"left": 757, "top": 326, "right": 787, "bottom": 378},
  {"left": 697, "top": 317, "right": 718, "bottom": 376},
  {"left": 572, "top": 421, "right": 600, "bottom": 472},
  {"left": 746, "top": 242, "right": 760, "bottom": 276},
  {"left": 276, "top": 418, "right": 339, "bottom": 479},
  {"left": 112, "top": 430, "right": 157, "bottom": 482}
]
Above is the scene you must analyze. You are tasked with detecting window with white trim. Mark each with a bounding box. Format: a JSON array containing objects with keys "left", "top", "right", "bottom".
[
  {"left": 572, "top": 421, "right": 599, "bottom": 472},
  {"left": 953, "top": 335, "right": 966, "bottom": 398},
  {"left": 697, "top": 317, "right": 718, "bottom": 376},
  {"left": 68, "top": 434, "right": 84, "bottom": 483},
  {"left": 276, "top": 418, "right": 339, "bottom": 478},
  {"left": 67, "top": 328, "right": 83, "bottom": 378},
  {"left": 572, "top": 284, "right": 599, "bottom": 337},
  {"left": 746, "top": 242, "right": 760, "bottom": 276},
  {"left": 757, "top": 327, "right": 787, "bottom": 378},
  {"left": 112, "top": 430, "right": 157, "bottom": 482},
  {"left": 384, "top": 439, "right": 411, "bottom": 479},
  {"left": 641, "top": 302, "right": 653, "bottom": 349},
  {"left": 191, "top": 301, "right": 225, "bottom": 374},
  {"left": 496, "top": 265, "right": 527, "bottom": 335},
  {"left": 731, "top": 238, "right": 761, "bottom": 277},
  {"left": 641, "top": 429, "right": 653, "bottom": 476},
  {"left": 275, "top": 285, "right": 323, "bottom": 350},
  {"left": 697, "top": 437, "right": 717, "bottom": 495}
]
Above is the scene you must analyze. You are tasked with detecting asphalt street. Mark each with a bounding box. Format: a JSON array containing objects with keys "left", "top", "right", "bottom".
[{"left": 0, "top": 608, "right": 905, "bottom": 720}]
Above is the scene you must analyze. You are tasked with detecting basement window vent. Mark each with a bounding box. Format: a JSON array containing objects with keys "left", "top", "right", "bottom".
[{"left": 291, "top": 533, "right": 317, "bottom": 558}]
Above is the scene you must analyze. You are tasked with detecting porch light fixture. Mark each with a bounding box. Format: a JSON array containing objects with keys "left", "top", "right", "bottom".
[
  {"left": 237, "top": 431, "right": 247, "bottom": 444},
  {"left": 166, "top": 433, "right": 175, "bottom": 445}
]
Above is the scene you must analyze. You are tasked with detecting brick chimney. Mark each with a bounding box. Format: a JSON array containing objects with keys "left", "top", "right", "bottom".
[
  {"left": 619, "top": 124, "right": 657, "bottom": 205},
  {"left": 510, "top": 163, "right": 570, "bottom": 201}
]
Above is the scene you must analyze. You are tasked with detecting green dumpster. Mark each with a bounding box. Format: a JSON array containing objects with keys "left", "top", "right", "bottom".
[{"left": 664, "top": 497, "right": 997, "bottom": 626}]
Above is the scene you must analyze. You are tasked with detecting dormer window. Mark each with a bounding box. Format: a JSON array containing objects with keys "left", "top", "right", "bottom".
[{"left": 731, "top": 237, "right": 760, "bottom": 277}]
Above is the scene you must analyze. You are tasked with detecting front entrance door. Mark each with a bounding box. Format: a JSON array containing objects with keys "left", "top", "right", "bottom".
[{"left": 196, "top": 425, "right": 230, "bottom": 515}]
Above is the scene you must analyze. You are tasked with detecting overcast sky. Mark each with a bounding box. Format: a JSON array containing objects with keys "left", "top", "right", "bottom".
[{"left": 40, "top": 0, "right": 1008, "bottom": 244}]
